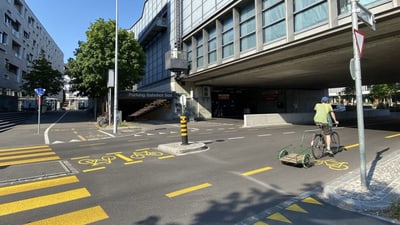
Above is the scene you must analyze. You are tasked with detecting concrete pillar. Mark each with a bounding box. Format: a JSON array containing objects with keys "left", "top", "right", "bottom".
[
  {"left": 328, "top": 0, "right": 339, "bottom": 28},
  {"left": 286, "top": 0, "right": 295, "bottom": 42},
  {"left": 216, "top": 19, "right": 223, "bottom": 64},
  {"left": 255, "top": 0, "right": 263, "bottom": 51},
  {"left": 233, "top": 8, "right": 240, "bottom": 59}
]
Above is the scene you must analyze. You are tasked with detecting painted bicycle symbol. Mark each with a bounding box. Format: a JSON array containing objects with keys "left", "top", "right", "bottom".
[
  {"left": 314, "top": 158, "right": 349, "bottom": 170},
  {"left": 130, "top": 150, "right": 164, "bottom": 160},
  {"left": 78, "top": 155, "right": 116, "bottom": 166}
]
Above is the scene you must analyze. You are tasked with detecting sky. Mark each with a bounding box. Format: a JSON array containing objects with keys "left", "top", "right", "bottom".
[{"left": 25, "top": 0, "right": 145, "bottom": 63}]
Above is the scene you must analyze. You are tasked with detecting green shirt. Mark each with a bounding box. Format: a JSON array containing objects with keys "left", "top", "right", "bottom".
[{"left": 314, "top": 103, "right": 333, "bottom": 125}]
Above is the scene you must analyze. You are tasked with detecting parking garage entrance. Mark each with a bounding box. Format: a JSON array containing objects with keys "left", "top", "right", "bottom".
[{"left": 118, "top": 91, "right": 177, "bottom": 121}]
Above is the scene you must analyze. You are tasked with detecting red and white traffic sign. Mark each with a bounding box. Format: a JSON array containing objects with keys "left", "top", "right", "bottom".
[{"left": 354, "top": 29, "right": 365, "bottom": 57}]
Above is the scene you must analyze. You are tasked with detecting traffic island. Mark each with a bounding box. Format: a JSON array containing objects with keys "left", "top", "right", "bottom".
[{"left": 158, "top": 142, "right": 208, "bottom": 155}]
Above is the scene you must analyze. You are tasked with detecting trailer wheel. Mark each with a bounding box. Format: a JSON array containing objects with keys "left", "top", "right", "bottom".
[
  {"left": 278, "top": 149, "right": 288, "bottom": 159},
  {"left": 302, "top": 153, "right": 312, "bottom": 168}
]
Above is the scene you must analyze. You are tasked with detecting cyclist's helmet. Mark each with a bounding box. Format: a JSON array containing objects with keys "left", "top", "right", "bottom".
[{"left": 321, "top": 96, "right": 329, "bottom": 103}]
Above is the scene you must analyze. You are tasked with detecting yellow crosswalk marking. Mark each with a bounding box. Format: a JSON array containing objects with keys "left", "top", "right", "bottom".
[
  {"left": 0, "top": 156, "right": 60, "bottom": 166},
  {"left": 24, "top": 205, "right": 109, "bottom": 225},
  {"left": 286, "top": 203, "right": 308, "bottom": 213},
  {"left": 166, "top": 183, "right": 212, "bottom": 198},
  {"left": 267, "top": 212, "right": 292, "bottom": 223},
  {"left": 242, "top": 167, "right": 273, "bottom": 176},
  {"left": 302, "top": 197, "right": 323, "bottom": 205},
  {"left": 0, "top": 145, "right": 49, "bottom": 153},
  {"left": 0, "top": 152, "right": 56, "bottom": 161},
  {"left": 0, "top": 188, "right": 91, "bottom": 216},
  {"left": 0, "top": 148, "right": 52, "bottom": 156},
  {"left": 0, "top": 176, "right": 79, "bottom": 196}
]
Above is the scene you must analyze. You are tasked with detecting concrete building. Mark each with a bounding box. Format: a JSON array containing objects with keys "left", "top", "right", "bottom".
[
  {"left": 128, "top": 0, "right": 399, "bottom": 120},
  {"left": 0, "top": 0, "right": 64, "bottom": 112}
]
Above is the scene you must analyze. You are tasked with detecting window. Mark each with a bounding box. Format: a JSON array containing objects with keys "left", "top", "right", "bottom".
[
  {"left": 240, "top": 2, "right": 256, "bottom": 51},
  {"left": 5, "top": 14, "right": 12, "bottom": 27},
  {"left": 0, "top": 32, "right": 8, "bottom": 45},
  {"left": 294, "top": 0, "right": 328, "bottom": 32},
  {"left": 221, "top": 15, "right": 234, "bottom": 58},
  {"left": 262, "top": 0, "right": 286, "bottom": 43},
  {"left": 184, "top": 41, "right": 192, "bottom": 71},
  {"left": 207, "top": 26, "right": 217, "bottom": 64},
  {"left": 196, "top": 34, "right": 204, "bottom": 68}
]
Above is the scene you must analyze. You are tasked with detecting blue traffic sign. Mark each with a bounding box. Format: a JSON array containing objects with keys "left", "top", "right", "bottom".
[{"left": 34, "top": 88, "right": 46, "bottom": 96}]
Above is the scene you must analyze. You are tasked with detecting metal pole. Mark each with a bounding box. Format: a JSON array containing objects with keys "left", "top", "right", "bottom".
[
  {"left": 113, "top": 0, "right": 119, "bottom": 134},
  {"left": 37, "top": 95, "right": 41, "bottom": 135},
  {"left": 351, "top": 0, "right": 367, "bottom": 190}
]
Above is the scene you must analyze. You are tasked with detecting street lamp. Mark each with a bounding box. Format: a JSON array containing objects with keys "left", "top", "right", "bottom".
[{"left": 113, "top": 0, "right": 119, "bottom": 134}]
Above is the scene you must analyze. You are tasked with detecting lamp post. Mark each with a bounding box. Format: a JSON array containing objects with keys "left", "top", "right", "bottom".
[{"left": 113, "top": 0, "right": 119, "bottom": 134}]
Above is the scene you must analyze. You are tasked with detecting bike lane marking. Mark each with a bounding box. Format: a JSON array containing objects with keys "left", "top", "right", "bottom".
[
  {"left": 241, "top": 167, "right": 273, "bottom": 176},
  {"left": 385, "top": 133, "right": 400, "bottom": 139}
]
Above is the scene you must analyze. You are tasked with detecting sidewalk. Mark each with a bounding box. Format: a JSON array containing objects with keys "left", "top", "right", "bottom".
[{"left": 322, "top": 149, "right": 400, "bottom": 223}]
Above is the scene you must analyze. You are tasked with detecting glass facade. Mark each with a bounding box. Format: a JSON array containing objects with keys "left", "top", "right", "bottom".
[
  {"left": 262, "top": 0, "right": 286, "bottom": 43},
  {"left": 196, "top": 34, "right": 204, "bottom": 68},
  {"left": 222, "top": 15, "right": 234, "bottom": 59},
  {"left": 294, "top": 0, "right": 328, "bottom": 32},
  {"left": 239, "top": 2, "right": 256, "bottom": 52},
  {"left": 338, "top": 0, "right": 388, "bottom": 14},
  {"left": 207, "top": 26, "right": 217, "bottom": 64}
]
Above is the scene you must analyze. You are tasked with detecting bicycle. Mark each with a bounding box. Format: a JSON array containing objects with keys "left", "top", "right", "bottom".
[
  {"left": 78, "top": 155, "right": 116, "bottom": 166},
  {"left": 311, "top": 124, "right": 340, "bottom": 159}
]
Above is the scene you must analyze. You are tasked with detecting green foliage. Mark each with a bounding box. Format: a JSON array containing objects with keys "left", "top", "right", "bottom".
[
  {"left": 21, "top": 51, "right": 64, "bottom": 96},
  {"left": 369, "top": 83, "right": 399, "bottom": 104},
  {"left": 68, "top": 19, "right": 146, "bottom": 98}
]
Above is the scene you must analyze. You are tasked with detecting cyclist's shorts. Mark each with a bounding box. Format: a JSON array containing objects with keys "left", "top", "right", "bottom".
[{"left": 316, "top": 123, "right": 330, "bottom": 135}]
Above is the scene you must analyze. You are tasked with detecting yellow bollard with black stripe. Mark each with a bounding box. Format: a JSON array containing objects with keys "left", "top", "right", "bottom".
[{"left": 180, "top": 115, "right": 188, "bottom": 145}]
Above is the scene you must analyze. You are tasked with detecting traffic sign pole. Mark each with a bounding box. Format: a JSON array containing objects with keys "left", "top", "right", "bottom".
[
  {"left": 34, "top": 88, "right": 46, "bottom": 135},
  {"left": 351, "top": 0, "right": 373, "bottom": 191}
]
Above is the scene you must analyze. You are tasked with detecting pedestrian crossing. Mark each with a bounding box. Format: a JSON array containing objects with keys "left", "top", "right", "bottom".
[
  {"left": 0, "top": 146, "right": 109, "bottom": 224},
  {"left": 0, "top": 145, "right": 60, "bottom": 166}
]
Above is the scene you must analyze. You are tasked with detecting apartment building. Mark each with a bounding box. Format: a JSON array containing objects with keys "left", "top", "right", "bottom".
[{"left": 0, "top": 0, "right": 64, "bottom": 112}]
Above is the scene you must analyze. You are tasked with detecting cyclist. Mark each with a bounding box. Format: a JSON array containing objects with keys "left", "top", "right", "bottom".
[{"left": 313, "top": 96, "right": 339, "bottom": 155}]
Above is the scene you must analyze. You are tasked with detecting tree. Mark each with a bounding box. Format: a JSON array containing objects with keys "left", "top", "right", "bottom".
[
  {"left": 68, "top": 19, "right": 145, "bottom": 98},
  {"left": 21, "top": 51, "right": 64, "bottom": 96},
  {"left": 369, "top": 83, "right": 400, "bottom": 107}
]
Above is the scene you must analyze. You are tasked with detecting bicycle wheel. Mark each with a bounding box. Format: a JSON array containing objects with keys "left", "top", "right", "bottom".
[
  {"left": 330, "top": 131, "right": 340, "bottom": 153},
  {"left": 311, "top": 134, "right": 325, "bottom": 159}
]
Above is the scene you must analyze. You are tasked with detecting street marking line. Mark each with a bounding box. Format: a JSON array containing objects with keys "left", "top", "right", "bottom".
[
  {"left": 71, "top": 156, "right": 90, "bottom": 160},
  {"left": 0, "top": 188, "right": 91, "bottom": 216},
  {"left": 77, "top": 135, "right": 87, "bottom": 141},
  {"left": 0, "top": 152, "right": 56, "bottom": 161},
  {"left": 83, "top": 167, "right": 106, "bottom": 173},
  {"left": 166, "top": 183, "right": 212, "bottom": 198},
  {"left": 135, "top": 148, "right": 150, "bottom": 151},
  {"left": 159, "top": 155, "right": 175, "bottom": 159},
  {"left": 0, "top": 145, "right": 50, "bottom": 153},
  {"left": 0, "top": 176, "right": 79, "bottom": 197},
  {"left": 258, "top": 134, "right": 272, "bottom": 137},
  {"left": 124, "top": 160, "right": 143, "bottom": 165},
  {"left": 0, "top": 156, "right": 60, "bottom": 166},
  {"left": 385, "top": 133, "right": 400, "bottom": 139},
  {"left": 286, "top": 204, "right": 308, "bottom": 213},
  {"left": 302, "top": 197, "right": 322, "bottom": 205},
  {"left": 24, "top": 205, "right": 109, "bottom": 225},
  {"left": 267, "top": 212, "right": 292, "bottom": 223},
  {"left": 228, "top": 137, "right": 244, "bottom": 140},
  {"left": 112, "top": 153, "right": 133, "bottom": 162},
  {"left": 241, "top": 167, "right": 273, "bottom": 176},
  {"left": 345, "top": 143, "right": 359, "bottom": 149}
]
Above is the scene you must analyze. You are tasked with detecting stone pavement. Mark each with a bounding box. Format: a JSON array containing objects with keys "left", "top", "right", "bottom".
[{"left": 322, "top": 149, "right": 400, "bottom": 223}]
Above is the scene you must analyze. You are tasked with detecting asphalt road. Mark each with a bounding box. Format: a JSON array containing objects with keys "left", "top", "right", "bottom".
[{"left": 1, "top": 111, "right": 399, "bottom": 225}]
